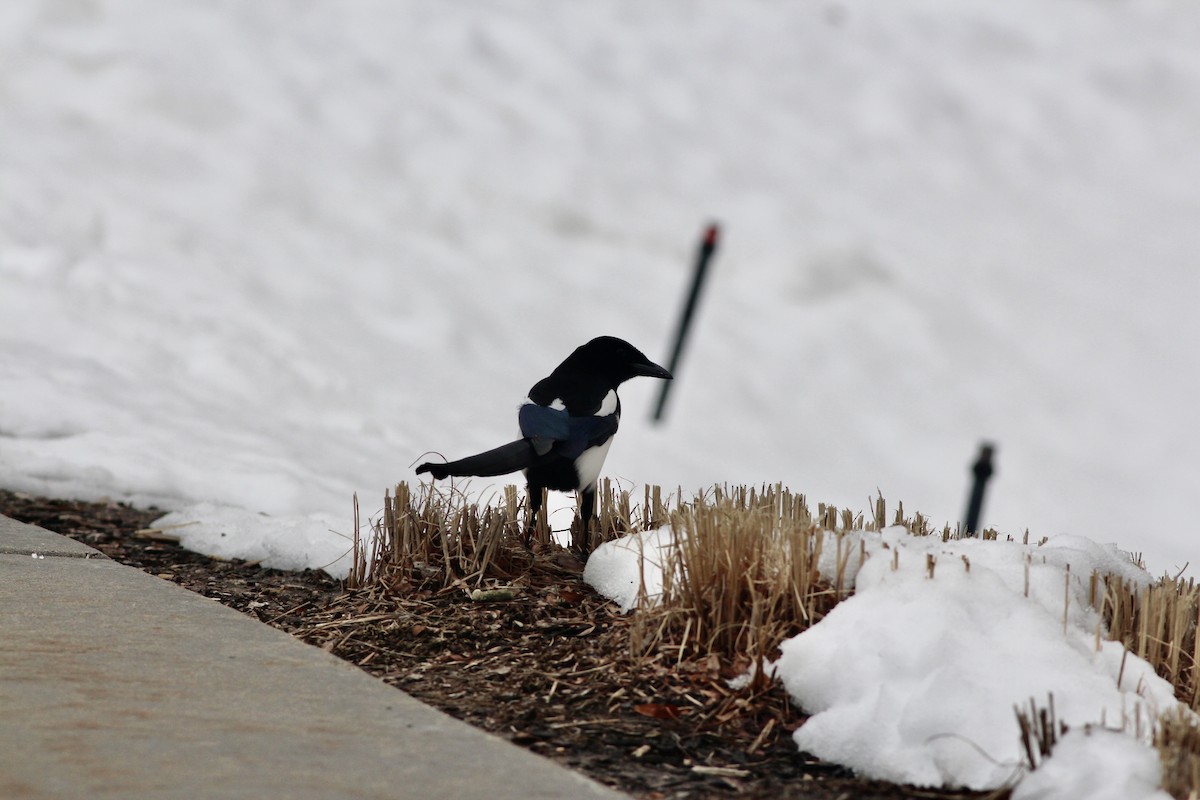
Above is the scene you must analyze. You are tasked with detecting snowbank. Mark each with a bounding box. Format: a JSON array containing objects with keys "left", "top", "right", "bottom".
[{"left": 585, "top": 525, "right": 1181, "bottom": 792}]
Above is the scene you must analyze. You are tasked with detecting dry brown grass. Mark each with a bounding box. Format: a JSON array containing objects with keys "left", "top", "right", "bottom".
[
  {"left": 1156, "top": 707, "right": 1200, "bottom": 800},
  {"left": 356, "top": 483, "right": 1200, "bottom": 688},
  {"left": 1088, "top": 575, "right": 1200, "bottom": 799},
  {"left": 632, "top": 485, "right": 865, "bottom": 678},
  {"left": 357, "top": 479, "right": 1200, "bottom": 795},
  {"left": 1091, "top": 574, "right": 1200, "bottom": 712},
  {"left": 353, "top": 482, "right": 953, "bottom": 670},
  {"left": 1014, "top": 695, "right": 1068, "bottom": 773},
  {"left": 348, "top": 479, "right": 659, "bottom": 593},
  {"left": 625, "top": 485, "right": 977, "bottom": 681},
  {"left": 347, "top": 482, "right": 536, "bottom": 591}
]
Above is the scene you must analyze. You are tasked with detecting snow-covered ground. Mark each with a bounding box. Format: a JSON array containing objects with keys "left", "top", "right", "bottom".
[
  {"left": 3, "top": 1, "right": 1199, "bottom": 576},
  {"left": 3, "top": 0, "right": 1199, "bottom": 791},
  {"left": 5, "top": 1, "right": 1199, "bottom": 579}
]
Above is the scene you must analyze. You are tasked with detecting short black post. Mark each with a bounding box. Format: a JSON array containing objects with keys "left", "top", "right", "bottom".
[
  {"left": 964, "top": 442, "right": 996, "bottom": 536},
  {"left": 653, "top": 222, "right": 720, "bottom": 423}
]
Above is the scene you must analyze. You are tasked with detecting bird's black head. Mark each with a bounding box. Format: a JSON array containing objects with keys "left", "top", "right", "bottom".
[{"left": 565, "top": 336, "right": 673, "bottom": 386}]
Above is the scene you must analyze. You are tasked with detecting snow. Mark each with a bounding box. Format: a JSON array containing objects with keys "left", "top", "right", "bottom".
[
  {"left": 585, "top": 524, "right": 1182, "bottom": 791},
  {"left": 582, "top": 527, "right": 676, "bottom": 612},
  {"left": 2, "top": 0, "right": 1199, "bottom": 791},
  {"left": 2, "top": 0, "right": 1199, "bottom": 579},
  {"left": 1011, "top": 727, "right": 1171, "bottom": 800},
  {"left": 778, "top": 527, "right": 1175, "bottom": 789},
  {"left": 152, "top": 502, "right": 350, "bottom": 575}
]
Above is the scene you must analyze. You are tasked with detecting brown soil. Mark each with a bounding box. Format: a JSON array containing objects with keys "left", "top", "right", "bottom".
[{"left": 1, "top": 489, "right": 997, "bottom": 800}]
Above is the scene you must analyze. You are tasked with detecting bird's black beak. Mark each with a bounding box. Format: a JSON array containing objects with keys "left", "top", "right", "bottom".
[{"left": 631, "top": 360, "right": 673, "bottom": 380}]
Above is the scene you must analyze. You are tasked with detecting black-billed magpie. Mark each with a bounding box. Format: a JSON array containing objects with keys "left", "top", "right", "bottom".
[{"left": 416, "top": 336, "right": 672, "bottom": 554}]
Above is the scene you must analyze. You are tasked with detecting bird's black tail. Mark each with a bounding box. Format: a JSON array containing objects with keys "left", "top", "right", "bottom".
[{"left": 416, "top": 439, "right": 537, "bottom": 480}]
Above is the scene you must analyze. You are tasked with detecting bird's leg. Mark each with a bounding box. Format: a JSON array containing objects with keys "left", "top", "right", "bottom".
[
  {"left": 575, "top": 486, "right": 597, "bottom": 556},
  {"left": 524, "top": 481, "right": 544, "bottom": 548}
]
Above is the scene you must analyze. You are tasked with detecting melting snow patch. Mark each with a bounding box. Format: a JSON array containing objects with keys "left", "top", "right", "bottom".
[
  {"left": 583, "top": 527, "right": 676, "bottom": 613},
  {"left": 153, "top": 503, "right": 355, "bottom": 578},
  {"left": 587, "top": 524, "right": 1181, "bottom": 793},
  {"left": 1011, "top": 727, "right": 1170, "bottom": 800},
  {"left": 776, "top": 527, "right": 1176, "bottom": 789}
]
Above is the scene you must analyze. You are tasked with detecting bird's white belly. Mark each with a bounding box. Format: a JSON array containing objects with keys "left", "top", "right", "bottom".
[{"left": 574, "top": 437, "right": 613, "bottom": 490}]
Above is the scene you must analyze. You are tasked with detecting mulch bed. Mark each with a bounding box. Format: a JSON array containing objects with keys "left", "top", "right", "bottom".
[{"left": 1, "top": 488, "right": 996, "bottom": 800}]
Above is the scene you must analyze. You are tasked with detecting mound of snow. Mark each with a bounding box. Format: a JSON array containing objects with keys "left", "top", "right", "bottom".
[{"left": 586, "top": 525, "right": 1180, "bottom": 792}]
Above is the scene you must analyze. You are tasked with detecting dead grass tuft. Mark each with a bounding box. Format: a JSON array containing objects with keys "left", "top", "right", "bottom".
[
  {"left": 349, "top": 479, "right": 654, "bottom": 594},
  {"left": 1014, "top": 695, "right": 1068, "bottom": 773},
  {"left": 629, "top": 485, "right": 968, "bottom": 677},
  {"left": 1089, "top": 574, "right": 1200, "bottom": 799},
  {"left": 349, "top": 481, "right": 537, "bottom": 592},
  {"left": 1091, "top": 574, "right": 1200, "bottom": 712},
  {"left": 630, "top": 484, "right": 843, "bottom": 678},
  {"left": 1156, "top": 706, "right": 1200, "bottom": 799}
]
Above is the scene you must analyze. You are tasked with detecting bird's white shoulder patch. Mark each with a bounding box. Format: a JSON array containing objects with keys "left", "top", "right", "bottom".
[
  {"left": 574, "top": 437, "right": 613, "bottom": 490},
  {"left": 596, "top": 389, "right": 618, "bottom": 416}
]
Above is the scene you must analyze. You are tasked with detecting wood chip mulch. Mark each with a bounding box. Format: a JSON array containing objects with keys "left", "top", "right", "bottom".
[{"left": 0, "top": 488, "right": 999, "bottom": 800}]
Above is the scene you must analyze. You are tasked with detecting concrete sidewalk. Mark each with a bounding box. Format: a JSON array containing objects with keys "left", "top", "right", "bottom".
[{"left": 0, "top": 515, "right": 627, "bottom": 800}]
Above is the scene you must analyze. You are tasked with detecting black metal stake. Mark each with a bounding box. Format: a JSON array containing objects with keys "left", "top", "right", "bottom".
[
  {"left": 653, "top": 222, "right": 720, "bottom": 423},
  {"left": 964, "top": 442, "right": 996, "bottom": 536}
]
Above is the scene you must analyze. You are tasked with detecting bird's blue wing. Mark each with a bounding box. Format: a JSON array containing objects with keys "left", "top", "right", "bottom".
[
  {"left": 519, "top": 402, "right": 571, "bottom": 455},
  {"left": 557, "top": 414, "right": 619, "bottom": 460},
  {"left": 519, "top": 402, "right": 618, "bottom": 460}
]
